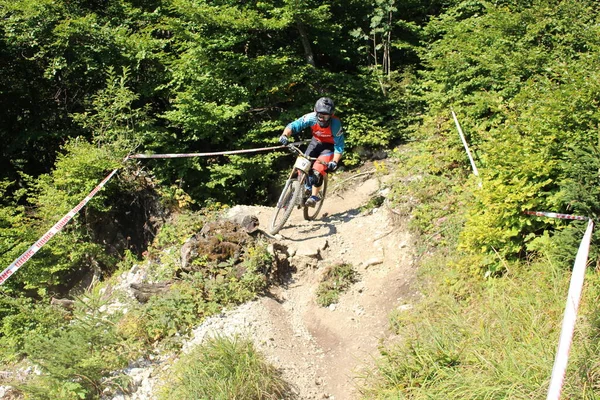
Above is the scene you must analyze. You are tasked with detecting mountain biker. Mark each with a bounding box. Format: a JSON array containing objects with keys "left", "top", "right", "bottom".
[{"left": 278, "top": 97, "right": 345, "bottom": 207}]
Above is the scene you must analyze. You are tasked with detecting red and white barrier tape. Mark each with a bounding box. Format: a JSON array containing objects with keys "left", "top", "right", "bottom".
[
  {"left": 1, "top": 141, "right": 307, "bottom": 285},
  {"left": 0, "top": 169, "right": 120, "bottom": 285},
  {"left": 547, "top": 218, "right": 594, "bottom": 400},
  {"left": 524, "top": 210, "right": 588, "bottom": 221}
]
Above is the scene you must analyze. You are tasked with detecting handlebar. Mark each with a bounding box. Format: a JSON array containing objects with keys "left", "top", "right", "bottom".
[
  {"left": 285, "top": 143, "right": 329, "bottom": 166},
  {"left": 286, "top": 143, "right": 317, "bottom": 161}
]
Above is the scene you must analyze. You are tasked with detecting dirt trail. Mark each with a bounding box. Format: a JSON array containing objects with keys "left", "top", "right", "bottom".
[{"left": 186, "top": 166, "right": 418, "bottom": 400}]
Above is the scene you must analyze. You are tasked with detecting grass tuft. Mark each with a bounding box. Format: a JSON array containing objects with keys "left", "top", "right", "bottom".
[
  {"left": 316, "top": 263, "right": 358, "bottom": 307},
  {"left": 159, "top": 335, "right": 293, "bottom": 400},
  {"left": 358, "top": 257, "right": 600, "bottom": 399}
]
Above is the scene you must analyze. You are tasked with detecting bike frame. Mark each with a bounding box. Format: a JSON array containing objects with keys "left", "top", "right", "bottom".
[
  {"left": 278, "top": 145, "right": 315, "bottom": 205},
  {"left": 270, "top": 144, "right": 327, "bottom": 234}
]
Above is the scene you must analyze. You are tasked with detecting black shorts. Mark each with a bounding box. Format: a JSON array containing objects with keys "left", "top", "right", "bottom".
[{"left": 305, "top": 138, "right": 334, "bottom": 158}]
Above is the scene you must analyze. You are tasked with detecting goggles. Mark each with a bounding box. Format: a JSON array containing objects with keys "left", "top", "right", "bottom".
[{"left": 317, "top": 112, "right": 331, "bottom": 121}]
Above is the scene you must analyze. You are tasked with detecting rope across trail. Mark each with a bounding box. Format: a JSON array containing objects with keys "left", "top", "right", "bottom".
[
  {"left": 127, "top": 144, "right": 289, "bottom": 159},
  {"left": 1, "top": 142, "right": 306, "bottom": 285}
]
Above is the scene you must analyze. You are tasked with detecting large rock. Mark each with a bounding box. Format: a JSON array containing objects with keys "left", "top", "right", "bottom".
[
  {"left": 228, "top": 214, "right": 260, "bottom": 233},
  {"left": 50, "top": 297, "right": 75, "bottom": 311},
  {"left": 180, "top": 216, "right": 259, "bottom": 272},
  {"left": 130, "top": 282, "right": 171, "bottom": 303}
]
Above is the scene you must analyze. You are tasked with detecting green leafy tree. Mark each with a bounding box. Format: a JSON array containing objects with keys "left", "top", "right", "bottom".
[
  {"left": 417, "top": 0, "right": 600, "bottom": 270},
  {"left": 0, "top": 0, "right": 170, "bottom": 182}
]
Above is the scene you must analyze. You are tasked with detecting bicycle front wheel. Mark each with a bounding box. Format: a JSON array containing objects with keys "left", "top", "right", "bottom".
[
  {"left": 270, "top": 179, "right": 303, "bottom": 235},
  {"left": 303, "top": 175, "right": 327, "bottom": 221}
]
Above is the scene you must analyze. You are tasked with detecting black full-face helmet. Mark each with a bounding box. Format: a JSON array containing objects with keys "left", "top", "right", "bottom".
[{"left": 314, "top": 97, "right": 335, "bottom": 127}]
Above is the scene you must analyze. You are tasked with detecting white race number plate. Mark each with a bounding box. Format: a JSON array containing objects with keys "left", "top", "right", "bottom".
[{"left": 294, "top": 157, "right": 311, "bottom": 174}]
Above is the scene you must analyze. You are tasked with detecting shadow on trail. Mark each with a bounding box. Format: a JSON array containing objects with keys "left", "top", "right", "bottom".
[
  {"left": 278, "top": 221, "right": 336, "bottom": 241},
  {"left": 322, "top": 207, "right": 362, "bottom": 223},
  {"left": 276, "top": 206, "right": 363, "bottom": 241}
]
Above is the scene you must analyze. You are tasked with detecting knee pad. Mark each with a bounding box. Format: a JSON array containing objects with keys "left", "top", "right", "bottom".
[{"left": 312, "top": 171, "right": 324, "bottom": 187}]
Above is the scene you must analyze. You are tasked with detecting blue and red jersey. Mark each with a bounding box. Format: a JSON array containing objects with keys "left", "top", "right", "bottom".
[{"left": 285, "top": 112, "right": 345, "bottom": 155}]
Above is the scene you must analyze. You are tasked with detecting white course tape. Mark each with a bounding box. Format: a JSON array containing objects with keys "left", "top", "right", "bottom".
[
  {"left": 128, "top": 143, "right": 302, "bottom": 159},
  {"left": 451, "top": 110, "right": 479, "bottom": 177},
  {"left": 1, "top": 140, "right": 308, "bottom": 285},
  {"left": 546, "top": 218, "right": 594, "bottom": 400},
  {"left": 0, "top": 169, "right": 120, "bottom": 285},
  {"left": 0, "top": 140, "right": 307, "bottom": 285}
]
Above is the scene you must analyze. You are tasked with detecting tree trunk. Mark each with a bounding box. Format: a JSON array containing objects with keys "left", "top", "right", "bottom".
[
  {"left": 373, "top": 34, "right": 387, "bottom": 96},
  {"left": 296, "top": 21, "right": 316, "bottom": 67},
  {"left": 386, "top": 10, "right": 393, "bottom": 76}
]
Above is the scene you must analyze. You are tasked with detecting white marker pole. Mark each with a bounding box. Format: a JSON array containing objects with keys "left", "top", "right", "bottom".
[{"left": 546, "top": 218, "right": 594, "bottom": 399}]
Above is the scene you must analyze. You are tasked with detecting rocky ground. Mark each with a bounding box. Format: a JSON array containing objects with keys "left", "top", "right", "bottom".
[{"left": 116, "top": 163, "right": 419, "bottom": 400}]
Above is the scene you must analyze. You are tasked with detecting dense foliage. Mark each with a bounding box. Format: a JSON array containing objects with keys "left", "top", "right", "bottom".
[
  {"left": 2, "top": 0, "right": 600, "bottom": 397},
  {"left": 416, "top": 0, "right": 600, "bottom": 271},
  {"left": 1, "top": 0, "right": 435, "bottom": 294},
  {"left": 371, "top": 0, "right": 600, "bottom": 397}
]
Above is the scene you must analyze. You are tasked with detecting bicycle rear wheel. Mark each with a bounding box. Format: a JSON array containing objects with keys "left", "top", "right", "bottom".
[
  {"left": 270, "top": 179, "right": 303, "bottom": 234},
  {"left": 303, "top": 175, "right": 327, "bottom": 221}
]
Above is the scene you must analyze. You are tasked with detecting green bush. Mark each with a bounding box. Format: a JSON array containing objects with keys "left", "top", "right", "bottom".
[
  {"left": 205, "top": 243, "right": 271, "bottom": 305},
  {"left": 20, "top": 304, "right": 132, "bottom": 399},
  {"left": 138, "top": 283, "right": 201, "bottom": 343},
  {"left": 149, "top": 211, "right": 208, "bottom": 252},
  {"left": 0, "top": 296, "right": 67, "bottom": 362}
]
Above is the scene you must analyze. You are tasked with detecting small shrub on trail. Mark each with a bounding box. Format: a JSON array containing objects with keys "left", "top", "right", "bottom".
[
  {"left": 360, "top": 194, "right": 385, "bottom": 213},
  {"left": 316, "top": 263, "right": 358, "bottom": 307},
  {"left": 137, "top": 282, "right": 200, "bottom": 342}
]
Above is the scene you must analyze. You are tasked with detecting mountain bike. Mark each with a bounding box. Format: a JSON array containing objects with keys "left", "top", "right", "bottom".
[{"left": 269, "top": 144, "right": 328, "bottom": 235}]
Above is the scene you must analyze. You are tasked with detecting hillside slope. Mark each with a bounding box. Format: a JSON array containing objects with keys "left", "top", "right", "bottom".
[{"left": 118, "top": 162, "right": 418, "bottom": 400}]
